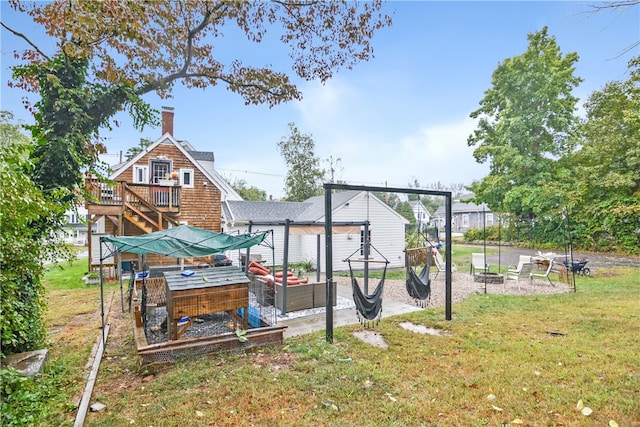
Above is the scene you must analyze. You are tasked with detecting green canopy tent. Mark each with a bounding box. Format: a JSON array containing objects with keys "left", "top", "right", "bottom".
[
  {"left": 101, "top": 224, "right": 269, "bottom": 258},
  {"left": 96, "top": 225, "right": 270, "bottom": 344}
]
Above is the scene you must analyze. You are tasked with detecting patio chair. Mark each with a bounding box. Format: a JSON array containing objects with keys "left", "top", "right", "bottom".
[
  {"left": 530, "top": 259, "right": 557, "bottom": 286},
  {"left": 507, "top": 255, "right": 532, "bottom": 276},
  {"left": 505, "top": 262, "right": 534, "bottom": 290},
  {"left": 431, "top": 250, "right": 456, "bottom": 279},
  {"left": 470, "top": 253, "right": 488, "bottom": 275}
]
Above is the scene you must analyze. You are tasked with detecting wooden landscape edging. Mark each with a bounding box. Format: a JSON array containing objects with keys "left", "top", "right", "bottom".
[{"left": 133, "top": 317, "right": 287, "bottom": 370}]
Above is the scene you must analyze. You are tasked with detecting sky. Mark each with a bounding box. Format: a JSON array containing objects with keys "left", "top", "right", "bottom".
[{"left": 1, "top": 1, "right": 639, "bottom": 200}]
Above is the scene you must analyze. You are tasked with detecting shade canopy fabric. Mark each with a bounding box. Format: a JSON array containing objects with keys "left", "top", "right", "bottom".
[{"left": 101, "top": 224, "right": 268, "bottom": 258}]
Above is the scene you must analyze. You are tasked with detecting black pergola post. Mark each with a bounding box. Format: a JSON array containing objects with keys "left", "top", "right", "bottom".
[{"left": 323, "top": 183, "right": 453, "bottom": 342}]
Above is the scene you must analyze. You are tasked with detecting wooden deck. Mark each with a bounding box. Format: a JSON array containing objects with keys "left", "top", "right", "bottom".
[{"left": 85, "top": 179, "right": 181, "bottom": 214}]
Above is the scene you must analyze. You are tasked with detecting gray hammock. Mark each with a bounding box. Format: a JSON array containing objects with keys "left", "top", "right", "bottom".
[
  {"left": 405, "top": 248, "right": 431, "bottom": 307},
  {"left": 348, "top": 260, "right": 388, "bottom": 327}
]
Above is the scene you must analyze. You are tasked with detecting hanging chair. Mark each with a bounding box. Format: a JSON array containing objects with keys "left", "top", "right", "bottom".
[
  {"left": 405, "top": 247, "right": 431, "bottom": 307},
  {"left": 344, "top": 244, "right": 389, "bottom": 327}
]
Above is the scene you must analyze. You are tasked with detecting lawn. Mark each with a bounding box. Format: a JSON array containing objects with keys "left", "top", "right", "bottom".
[{"left": 3, "top": 253, "right": 639, "bottom": 426}]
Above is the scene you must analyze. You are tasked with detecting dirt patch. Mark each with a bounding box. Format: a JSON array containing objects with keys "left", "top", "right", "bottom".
[
  {"left": 353, "top": 330, "right": 388, "bottom": 348},
  {"left": 252, "top": 352, "right": 297, "bottom": 370}
]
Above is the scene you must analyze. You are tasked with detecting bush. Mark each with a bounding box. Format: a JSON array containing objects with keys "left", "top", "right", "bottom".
[{"left": 0, "top": 361, "right": 73, "bottom": 426}]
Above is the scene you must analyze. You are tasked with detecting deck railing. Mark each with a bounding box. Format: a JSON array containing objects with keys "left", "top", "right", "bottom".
[{"left": 86, "top": 179, "right": 181, "bottom": 210}]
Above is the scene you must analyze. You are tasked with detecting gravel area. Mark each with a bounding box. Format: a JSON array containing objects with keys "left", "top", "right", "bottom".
[
  {"left": 333, "top": 270, "right": 575, "bottom": 309},
  {"left": 142, "top": 268, "right": 575, "bottom": 343}
]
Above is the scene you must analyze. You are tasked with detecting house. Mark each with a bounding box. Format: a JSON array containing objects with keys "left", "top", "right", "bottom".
[
  {"left": 433, "top": 194, "right": 494, "bottom": 235},
  {"left": 222, "top": 191, "right": 409, "bottom": 272},
  {"left": 62, "top": 205, "right": 94, "bottom": 246},
  {"left": 408, "top": 200, "right": 431, "bottom": 232},
  {"left": 85, "top": 107, "right": 242, "bottom": 271}
]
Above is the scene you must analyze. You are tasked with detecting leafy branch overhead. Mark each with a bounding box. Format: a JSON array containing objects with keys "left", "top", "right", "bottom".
[{"left": 5, "top": 1, "right": 392, "bottom": 107}]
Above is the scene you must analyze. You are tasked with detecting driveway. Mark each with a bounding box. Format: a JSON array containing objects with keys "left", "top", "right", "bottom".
[{"left": 472, "top": 244, "right": 638, "bottom": 272}]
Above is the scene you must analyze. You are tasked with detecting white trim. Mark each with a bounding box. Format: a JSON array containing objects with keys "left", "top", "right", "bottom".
[
  {"left": 180, "top": 168, "right": 194, "bottom": 188},
  {"left": 132, "top": 165, "right": 148, "bottom": 184}
]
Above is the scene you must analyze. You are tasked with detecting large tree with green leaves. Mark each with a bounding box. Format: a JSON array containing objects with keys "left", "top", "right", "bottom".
[
  {"left": 3, "top": 0, "right": 390, "bottom": 197},
  {"left": 467, "top": 27, "right": 582, "bottom": 220},
  {"left": 567, "top": 57, "right": 640, "bottom": 252},
  {"left": 278, "top": 123, "right": 326, "bottom": 201},
  {"left": 1, "top": 0, "right": 392, "bottom": 352}
]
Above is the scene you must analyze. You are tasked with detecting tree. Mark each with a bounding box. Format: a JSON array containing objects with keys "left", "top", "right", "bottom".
[
  {"left": 231, "top": 178, "right": 267, "bottom": 201},
  {"left": 2, "top": 0, "right": 391, "bottom": 204},
  {"left": 278, "top": 123, "right": 326, "bottom": 201},
  {"left": 0, "top": 112, "right": 69, "bottom": 357},
  {"left": 467, "top": 27, "right": 582, "bottom": 219},
  {"left": 125, "top": 138, "right": 154, "bottom": 162},
  {"left": 395, "top": 201, "right": 416, "bottom": 226},
  {"left": 0, "top": 1, "right": 392, "bottom": 336},
  {"left": 568, "top": 56, "right": 640, "bottom": 252}
]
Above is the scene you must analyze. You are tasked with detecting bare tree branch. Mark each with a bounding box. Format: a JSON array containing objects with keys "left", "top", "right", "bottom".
[
  {"left": 585, "top": 1, "right": 640, "bottom": 9},
  {"left": 0, "top": 21, "right": 51, "bottom": 61},
  {"left": 135, "top": 3, "right": 226, "bottom": 95}
]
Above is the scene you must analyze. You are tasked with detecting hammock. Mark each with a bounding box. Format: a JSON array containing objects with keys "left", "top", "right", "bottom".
[
  {"left": 405, "top": 248, "right": 431, "bottom": 307},
  {"left": 348, "top": 260, "right": 388, "bottom": 327}
]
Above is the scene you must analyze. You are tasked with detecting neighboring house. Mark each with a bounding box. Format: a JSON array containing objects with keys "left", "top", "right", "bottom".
[
  {"left": 62, "top": 205, "right": 94, "bottom": 246},
  {"left": 85, "top": 107, "right": 241, "bottom": 271},
  {"left": 433, "top": 194, "right": 493, "bottom": 235},
  {"left": 408, "top": 200, "right": 431, "bottom": 232},
  {"left": 223, "top": 190, "right": 409, "bottom": 272}
]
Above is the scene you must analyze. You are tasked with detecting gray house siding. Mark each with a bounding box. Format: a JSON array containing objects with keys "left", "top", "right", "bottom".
[{"left": 434, "top": 197, "right": 493, "bottom": 235}]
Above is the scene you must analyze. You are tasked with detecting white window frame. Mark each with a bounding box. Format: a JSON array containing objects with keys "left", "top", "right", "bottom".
[
  {"left": 133, "top": 165, "right": 148, "bottom": 184},
  {"left": 180, "top": 168, "right": 194, "bottom": 188},
  {"left": 462, "top": 214, "right": 469, "bottom": 228},
  {"left": 151, "top": 159, "right": 172, "bottom": 183},
  {"left": 486, "top": 213, "right": 494, "bottom": 226}
]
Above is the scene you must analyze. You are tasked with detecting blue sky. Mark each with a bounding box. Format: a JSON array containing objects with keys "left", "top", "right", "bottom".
[{"left": 1, "top": 1, "right": 638, "bottom": 199}]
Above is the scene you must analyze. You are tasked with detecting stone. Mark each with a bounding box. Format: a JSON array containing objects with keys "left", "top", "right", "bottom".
[
  {"left": 0, "top": 349, "right": 48, "bottom": 377},
  {"left": 90, "top": 402, "right": 107, "bottom": 412},
  {"left": 474, "top": 272, "right": 504, "bottom": 284}
]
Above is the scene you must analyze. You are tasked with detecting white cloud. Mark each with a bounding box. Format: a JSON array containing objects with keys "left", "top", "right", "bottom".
[
  {"left": 310, "top": 116, "right": 489, "bottom": 191},
  {"left": 295, "top": 78, "right": 355, "bottom": 127}
]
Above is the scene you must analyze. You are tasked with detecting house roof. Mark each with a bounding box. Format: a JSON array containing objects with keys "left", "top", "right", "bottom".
[
  {"left": 224, "top": 200, "right": 311, "bottom": 223},
  {"left": 224, "top": 190, "right": 409, "bottom": 226},
  {"left": 187, "top": 150, "right": 215, "bottom": 162},
  {"left": 296, "top": 191, "right": 361, "bottom": 222},
  {"left": 109, "top": 133, "right": 241, "bottom": 201},
  {"left": 434, "top": 199, "right": 491, "bottom": 216}
]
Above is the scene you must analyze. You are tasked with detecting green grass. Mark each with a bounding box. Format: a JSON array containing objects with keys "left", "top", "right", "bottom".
[
  {"left": 88, "top": 265, "right": 640, "bottom": 426},
  {"left": 6, "top": 255, "right": 639, "bottom": 426}
]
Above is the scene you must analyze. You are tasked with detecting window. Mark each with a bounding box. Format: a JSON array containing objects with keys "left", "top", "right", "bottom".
[
  {"left": 133, "top": 165, "right": 148, "bottom": 184},
  {"left": 462, "top": 214, "right": 469, "bottom": 228},
  {"left": 180, "top": 168, "right": 194, "bottom": 188},
  {"left": 486, "top": 213, "right": 494, "bottom": 226},
  {"left": 151, "top": 159, "right": 172, "bottom": 183},
  {"left": 360, "top": 229, "right": 372, "bottom": 256}
]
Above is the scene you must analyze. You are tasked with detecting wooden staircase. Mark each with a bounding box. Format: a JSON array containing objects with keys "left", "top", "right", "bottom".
[
  {"left": 123, "top": 185, "right": 179, "bottom": 233},
  {"left": 124, "top": 211, "right": 154, "bottom": 234}
]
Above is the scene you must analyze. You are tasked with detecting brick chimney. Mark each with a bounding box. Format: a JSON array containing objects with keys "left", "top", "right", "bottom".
[{"left": 161, "top": 106, "right": 174, "bottom": 136}]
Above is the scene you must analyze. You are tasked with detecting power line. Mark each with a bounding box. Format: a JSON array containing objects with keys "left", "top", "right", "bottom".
[{"left": 217, "top": 168, "right": 284, "bottom": 178}]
